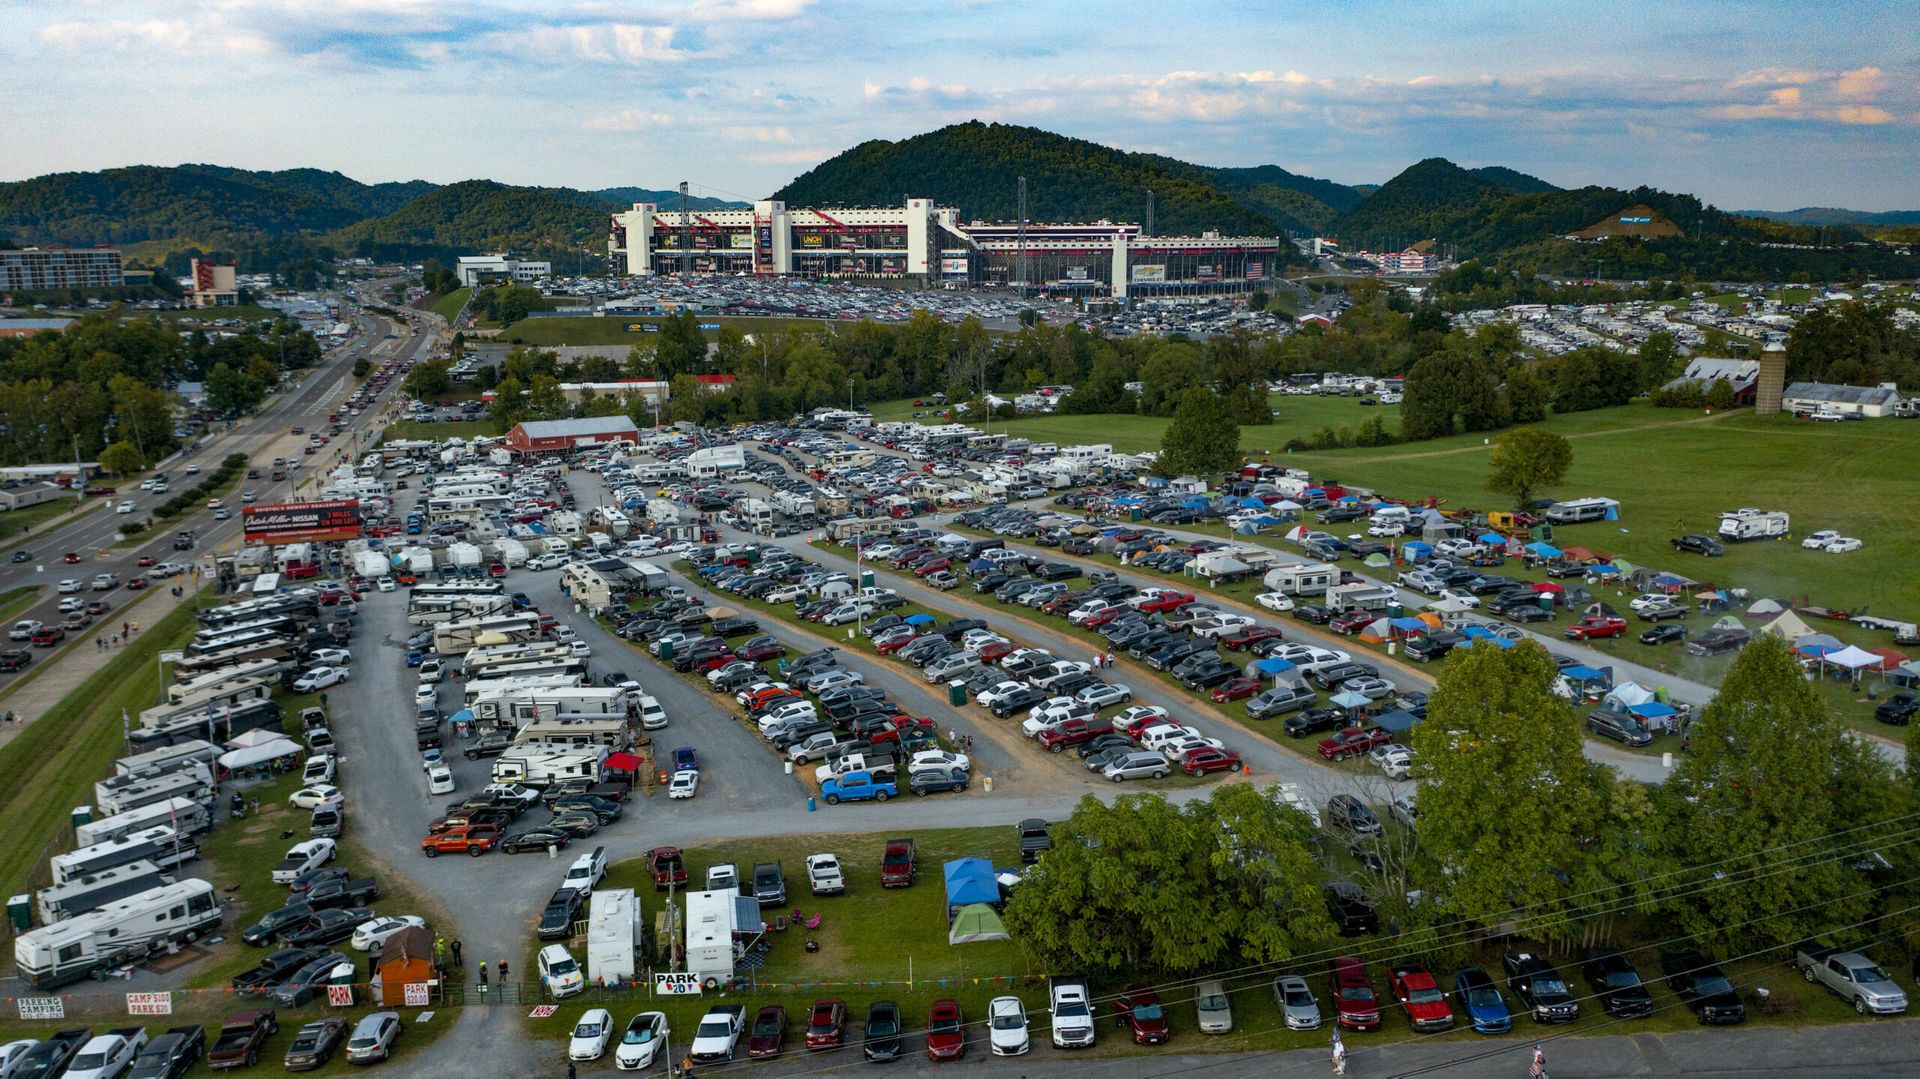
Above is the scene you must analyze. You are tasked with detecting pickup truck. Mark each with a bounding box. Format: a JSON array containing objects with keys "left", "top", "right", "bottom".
[
  {"left": 1036, "top": 717, "right": 1115, "bottom": 753},
  {"left": 1793, "top": 943, "right": 1909, "bottom": 1014},
  {"left": 821, "top": 770, "right": 897, "bottom": 804},
  {"left": 302, "top": 876, "right": 379, "bottom": 910},
  {"left": 880, "top": 837, "right": 917, "bottom": 887},
  {"left": 1049, "top": 976, "right": 1096, "bottom": 1048},
  {"left": 646, "top": 847, "right": 688, "bottom": 890},
  {"left": 127, "top": 1025, "right": 204, "bottom": 1079},
  {"left": 1563, "top": 615, "right": 1627, "bottom": 640},
  {"left": 752, "top": 861, "right": 786, "bottom": 906},
  {"left": 1017, "top": 819, "right": 1053, "bottom": 864},
  {"left": 207, "top": 1010, "right": 279, "bottom": 1069},
  {"left": 1387, "top": 964, "right": 1456, "bottom": 1031},
  {"left": 805, "top": 852, "right": 846, "bottom": 895},
  {"left": 67, "top": 1027, "right": 148, "bottom": 1079}
]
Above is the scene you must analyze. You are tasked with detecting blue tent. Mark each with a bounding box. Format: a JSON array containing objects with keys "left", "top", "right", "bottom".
[
  {"left": 1337, "top": 494, "right": 1361, "bottom": 503},
  {"left": 1180, "top": 496, "right": 1209, "bottom": 510},
  {"left": 1238, "top": 497, "right": 1266, "bottom": 508},
  {"left": 1373, "top": 709, "right": 1421, "bottom": 735},
  {"left": 1388, "top": 617, "right": 1429, "bottom": 633},
  {"left": 1477, "top": 532, "right": 1505, "bottom": 545},
  {"left": 1113, "top": 497, "right": 1143, "bottom": 506},
  {"left": 1252, "top": 657, "right": 1296, "bottom": 673},
  {"left": 943, "top": 858, "right": 1000, "bottom": 908},
  {"left": 966, "top": 558, "right": 993, "bottom": 574},
  {"left": 1523, "top": 541, "right": 1561, "bottom": 557},
  {"left": 1402, "top": 542, "right": 1433, "bottom": 560},
  {"left": 449, "top": 709, "right": 475, "bottom": 724},
  {"left": 1627, "top": 702, "right": 1678, "bottom": 720},
  {"left": 1563, "top": 665, "right": 1607, "bottom": 682},
  {"left": 1331, "top": 689, "right": 1371, "bottom": 710},
  {"left": 904, "top": 613, "right": 936, "bottom": 626},
  {"left": 1460, "top": 625, "right": 1496, "bottom": 640},
  {"left": 1652, "top": 573, "right": 1690, "bottom": 588},
  {"left": 1588, "top": 563, "right": 1619, "bottom": 576}
]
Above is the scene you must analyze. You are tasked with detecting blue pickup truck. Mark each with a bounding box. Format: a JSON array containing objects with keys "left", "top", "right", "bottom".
[{"left": 820, "top": 770, "right": 897, "bottom": 805}]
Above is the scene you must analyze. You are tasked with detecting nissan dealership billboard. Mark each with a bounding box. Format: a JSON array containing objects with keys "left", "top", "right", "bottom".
[{"left": 242, "top": 499, "right": 363, "bottom": 544}]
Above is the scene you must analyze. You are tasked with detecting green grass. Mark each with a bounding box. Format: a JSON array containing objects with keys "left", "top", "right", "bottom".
[
  {"left": 0, "top": 496, "right": 101, "bottom": 536},
  {"left": 0, "top": 585, "right": 41, "bottom": 624},
  {"left": 0, "top": 599, "right": 200, "bottom": 904},
  {"left": 381, "top": 418, "right": 501, "bottom": 442},
  {"left": 492, "top": 314, "right": 831, "bottom": 347},
  {"left": 429, "top": 287, "right": 471, "bottom": 324},
  {"left": 1663, "top": 288, "right": 1815, "bottom": 309}
]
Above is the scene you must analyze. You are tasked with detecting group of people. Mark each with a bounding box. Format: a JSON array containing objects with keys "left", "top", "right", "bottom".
[
  {"left": 1091, "top": 650, "right": 1116, "bottom": 669},
  {"left": 93, "top": 619, "right": 141, "bottom": 651}
]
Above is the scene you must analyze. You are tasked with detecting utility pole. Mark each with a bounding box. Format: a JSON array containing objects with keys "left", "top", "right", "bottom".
[
  {"left": 1145, "top": 188, "right": 1155, "bottom": 237},
  {"left": 679, "top": 182, "right": 692, "bottom": 278}
]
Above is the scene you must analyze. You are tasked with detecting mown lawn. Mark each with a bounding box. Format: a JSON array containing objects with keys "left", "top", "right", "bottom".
[
  {"left": 382, "top": 418, "right": 501, "bottom": 442},
  {"left": 429, "top": 287, "right": 471, "bottom": 324}
]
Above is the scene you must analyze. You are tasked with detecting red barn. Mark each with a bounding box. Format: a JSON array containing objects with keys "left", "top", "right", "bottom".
[{"left": 504, "top": 416, "right": 642, "bottom": 456}]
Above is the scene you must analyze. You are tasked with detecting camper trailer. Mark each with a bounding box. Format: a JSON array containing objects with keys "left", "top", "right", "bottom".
[
  {"left": 1717, "top": 508, "right": 1790, "bottom": 542},
  {"left": 472, "top": 688, "right": 630, "bottom": 728},
  {"left": 511, "top": 717, "right": 631, "bottom": 750},
  {"left": 13, "top": 880, "right": 222, "bottom": 987},
  {"left": 560, "top": 563, "right": 616, "bottom": 609},
  {"left": 35, "top": 860, "right": 175, "bottom": 923},
  {"left": 75, "top": 798, "right": 212, "bottom": 847},
  {"left": 1544, "top": 498, "right": 1618, "bottom": 525},
  {"left": 94, "top": 767, "right": 216, "bottom": 818},
  {"left": 489, "top": 745, "right": 607, "bottom": 788},
  {"left": 434, "top": 614, "right": 541, "bottom": 655},
  {"left": 50, "top": 826, "right": 198, "bottom": 886},
  {"left": 113, "top": 741, "right": 219, "bottom": 780},
  {"left": 1262, "top": 562, "right": 1337, "bottom": 596},
  {"left": 683, "top": 889, "right": 738, "bottom": 986},
  {"left": 585, "top": 888, "right": 641, "bottom": 986}
]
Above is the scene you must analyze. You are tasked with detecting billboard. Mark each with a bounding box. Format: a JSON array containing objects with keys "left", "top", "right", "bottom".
[
  {"left": 1196, "top": 264, "right": 1218, "bottom": 281},
  {"left": 730, "top": 234, "right": 754, "bottom": 249},
  {"left": 1132, "top": 264, "right": 1167, "bottom": 283},
  {"left": 1064, "top": 266, "right": 1090, "bottom": 281},
  {"left": 1619, "top": 215, "right": 1652, "bottom": 224},
  {"left": 800, "top": 234, "right": 825, "bottom": 248},
  {"left": 242, "top": 499, "right": 363, "bottom": 544},
  {"left": 941, "top": 257, "right": 970, "bottom": 275},
  {"left": 625, "top": 322, "right": 661, "bottom": 333}
]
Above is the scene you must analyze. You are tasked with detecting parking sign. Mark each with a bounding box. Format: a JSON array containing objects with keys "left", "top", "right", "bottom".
[{"left": 654, "top": 972, "right": 703, "bottom": 995}]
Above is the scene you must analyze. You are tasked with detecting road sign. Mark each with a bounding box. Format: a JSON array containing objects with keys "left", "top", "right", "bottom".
[{"left": 326, "top": 985, "right": 355, "bottom": 1007}]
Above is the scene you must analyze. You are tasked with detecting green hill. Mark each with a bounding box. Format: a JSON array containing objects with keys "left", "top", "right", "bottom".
[
  {"left": 1732, "top": 206, "right": 1920, "bottom": 228},
  {"left": 325, "top": 180, "right": 612, "bottom": 261},
  {"left": 1332, "top": 158, "right": 1515, "bottom": 249},
  {"left": 1467, "top": 165, "right": 1559, "bottom": 194},
  {"left": 773, "top": 121, "right": 1347, "bottom": 240},
  {"left": 0, "top": 165, "right": 382, "bottom": 251}
]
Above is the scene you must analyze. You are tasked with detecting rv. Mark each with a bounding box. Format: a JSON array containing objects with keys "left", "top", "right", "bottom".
[
  {"left": 1262, "top": 562, "right": 1337, "bottom": 596},
  {"left": 13, "top": 880, "right": 222, "bottom": 988},
  {"left": 94, "top": 767, "right": 216, "bottom": 817},
  {"left": 1326, "top": 582, "right": 1398, "bottom": 611},
  {"left": 75, "top": 798, "right": 212, "bottom": 847},
  {"left": 827, "top": 517, "right": 895, "bottom": 542},
  {"left": 186, "top": 628, "right": 296, "bottom": 658},
  {"left": 1543, "top": 498, "right": 1618, "bottom": 525},
  {"left": 406, "top": 593, "right": 512, "bottom": 626},
  {"left": 489, "top": 745, "right": 608, "bottom": 788},
  {"left": 113, "top": 741, "right": 219, "bottom": 780},
  {"left": 585, "top": 888, "right": 642, "bottom": 986},
  {"left": 464, "top": 640, "right": 573, "bottom": 668},
  {"left": 36, "top": 860, "right": 175, "bottom": 923},
  {"left": 560, "top": 563, "right": 616, "bottom": 609},
  {"left": 196, "top": 592, "right": 319, "bottom": 630},
  {"left": 769, "top": 491, "right": 816, "bottom": 521},
  {"left": 50, "top": 826, "right": 198, "bottom": 886},
  {"left": 167, "top": 659, "right": 292, "bottom": 704},
  {"left": 136, "top": 695, "right": 280, "bottom": 735},
  {"left": 511, "top": 717, "right": 631, "bottom": 750},
  {"left": 472, "top": 688, "right": 631, "bottom": 728},
  {"left": 736, "top": 499, "right": 773, "bottom": 530},
  {"left": 173, "top": 638, "right": 295, "bottom": 676},
  {"left": 149, "top": 677, "right": 276, "bottom": 721},
  {"left": 434, "top": 614, "right": 541, "bottom": 656},
  {"left": 462, "top": 674, "right": 585, "bottom": 708},
  {"left": 1718, "top": 508, "right": 1790, "bottom": 542},
  {"left": 461, "top": 656, "right": 589, "bottom": 683},
  {"left": 683, "top": 889, "right": 739, "bottom": 985}
]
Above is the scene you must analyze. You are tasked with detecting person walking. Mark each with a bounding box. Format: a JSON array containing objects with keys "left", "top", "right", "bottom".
[
  {"left": 477, "top": 962, "right": 488, "bottom": 987},
  {"left": 1330, "top": 1030, "right": 1347, "bottom": 1076},
  {"left": 450, "top": 939, "right": 463, "bottom": 968},
  {"left": 498, "top": 958, "right": 509, "bottom": 980}
]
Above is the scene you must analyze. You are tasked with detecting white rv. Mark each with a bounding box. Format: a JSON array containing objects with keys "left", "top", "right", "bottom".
[
  {"left": 586, "top": 887, "right": 641, "bottom": 986},
  {"left": 13, "top": 880, "right": 222, "bottom": 988}
]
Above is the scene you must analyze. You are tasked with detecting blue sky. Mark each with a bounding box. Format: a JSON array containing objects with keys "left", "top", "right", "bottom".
[{"left": 1, "top": 0, "right": 1915, "bottom": 210}]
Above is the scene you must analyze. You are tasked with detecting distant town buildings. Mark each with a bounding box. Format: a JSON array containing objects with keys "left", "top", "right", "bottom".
[
  {"left": 455, "top": 255, "right": 553, "bottom": 287},
  {"left": 0, "top": 317, "right": 80, "bottom": 339},
  {"left": 608, "top": 197, "right": 1280, "bottom": 299},
  {"left": 189, "top": 258, "right": 239, "bottom": 307},
  {"left": 0, "top": 246, "right": 124, "bottom": 293}
]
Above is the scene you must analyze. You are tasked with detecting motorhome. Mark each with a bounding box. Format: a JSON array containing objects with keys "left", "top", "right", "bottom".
[
  {"left": 75, "top": 797, "right": 212, "bottom": 846},
  {"left": 463, "top": 639, "right": 573, "bottom": 669},
  {"left": 511, "top": 717, "right": 631, "bottom": 750},
  {"left": 36, "top": 860, "right": 175, "bottom": 923},
  {"left": 462, "top": 655, "right": 589, "bottom": 683},
  {"left": 462, "top": 674, "right": 585, "bottom": 707},
  {"left": 585, "top": 887, "right": 641, "bottom": 985},
  {"left": 113, "top": 741, "right": 219, "bottom": 780},
  {"left": 560, "top": 563, "right": 616, "bottom": 609},
  {"left": 433, "top": 614, "right": 541, "bottom": 655},
  {"left": 769, "top": 491, "right": 816, "bottom": 521},
  {"left": 196, "top": 592, "right": 319, "bottom": 630},
  {"left": 489, "top": 745, "right": 608, "bottom": 787},
  {"left": 1262, "top": 562, "right": 1337, "bottom": 596},
  {"left": 186, "top": 628, "right": 295, "bottom": 658},
  {"left": 50, "top": 826, "right": 198, "bottom": 886},
  {"left": 1543, "top": 498, "right": 1618, "bottom": 525},
  {"left": 149, "top": 677, "right": 276, "bottom": 721},
  {"left": 173, "top": 638, "right": 296, "bottom": 676},
  {"left": 426, "top": 492, "right": 514, "bottom": 522},
  {"left": 137, "top": 691, "right": 278, "bottom": 733},
  {"left": 406, "top": 592, "right": 511, "bottom": 626},
  {"left": 472, "top": 687, "right": 630, "bottom": 728},
  {"left": 827, "top": 517, "right": 895, "bottom": 542},
  {"left": 736, "top": 499, "right": 773, "bottom": 530},
  {"left": 13, "top": 880, "right": 222, "bottom": 988},
  {"left": 167, "top": 659, "right": 292, "bottom": 704},
  {"left": 94, "top": 766, "right": 215, "bottom": 818},
  {"left": 1326, "top": 582, "right": 1398, "bottom": 611},
  {"left": 189, "top": 614, "right": 300, "bottom": 645}
]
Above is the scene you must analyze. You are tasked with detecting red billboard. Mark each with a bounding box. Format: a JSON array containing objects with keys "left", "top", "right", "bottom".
[{"left": 242, "top": 499, "right": 363, "bottom": 544}]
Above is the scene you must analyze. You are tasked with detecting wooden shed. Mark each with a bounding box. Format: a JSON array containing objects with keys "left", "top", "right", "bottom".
[{"left": 376, "top": 926, "right": 435, "bottom": 1006}]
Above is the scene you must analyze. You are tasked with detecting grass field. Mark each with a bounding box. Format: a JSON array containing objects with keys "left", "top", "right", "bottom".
[
  {"left": 0, "top": 496, "right": 99, "bottom": 536},
  {"left": 382, "top": 418, "right": 501, "bottom": 442},
  {"left": 492, "top": 314, "right": 832, "bottom": 347},
  {"left": 0, "top": 598, "right": 199, "bottom": 905},
  {"left": 1663, "top": 288, "right": 1815, "bottom": 309},
  {"left": 0, "top": 585, "right": 40, "bottom": 624},
  {"left": 429, "top": 287, "right": 471, "bottom": 324}
]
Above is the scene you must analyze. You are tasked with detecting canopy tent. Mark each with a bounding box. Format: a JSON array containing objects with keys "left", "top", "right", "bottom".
[
  {"left": 603, "top": 751, "right": 644, "bottom": 773},
  {"left": 1402, "top": 542, "right": 1433, "bottom": 560},
  {"left": 1363, "top": 552, "right": 1391, "bottom": 568},
  {"left": 1531, "top": 582, "right": 1565, "bottom": 594},
  {"left": 1891, "top": 661, "right": 1920, "bottom": 688},
  {"left": 1563, "top": 665, "right": 1609, "bottom": 683},
  {"left": 903, "top": 613, "right": 936, "bottom": 625},
  {"left": 1651, "top": 573, "right": 1692, "bottom": 589},
  {"left": 216, "top": 736, "right": 301, "bottom": 773},
  {"left": 1426, "top": 596, "right": 1473, "bottom": 614},
  {"left": 1605, "top": 682, "right": 1657, "bottom": 708},
  {"left": 1372, "top": 709, "right": 1421, "bottom": 735},
  {"left": 1826, "top": 645, "right": 1884, "bottom": 671},
  {"left": 1251, "top": 657, "right": 1297, "bottom": 674},
  {"left": 1791, "top": 631, "right": 1844, "bottom": 656},
  {"left": 448, "top": 708, "right": 475, "bottom": 725},
  {"left": 1757, "top": 610, "right": 1818, "bottom": 641},
  {"left": 943, "top": 858, "right": 1000, "bottom": 908},
  {"left": 1330, "top": 689, "right": 1372, "bottom": 710},
  {"left": 949, "top": 903, "right": 1009, "bottom": 945},
  {"left": 1477, "top": 532, "right": 1505, "bottom": 545},
  {"left": 1588, "top": 563, "right": 1621, "bottom": 577},
  {"left": 1627, "top": 701, "right": 1678, "bottom": 720},
  {"left": 1745, "top": 598, "right": 1786, "bottom": 617},
  {"left": 225, "top": 727, "right": 287, "bottom": 750},
  {"left": 1524, "top": 541, "right": 1562, "bottom": 558},
  {"left": 1274, "top": 500, "right": 1303, "bottom": 511},
  {"left": 1561, "top": 546, "right": 1598, "bottom": 562},
  {"left": 1466, "top": 634, "right": 1515, "bottom": 648},
  {"left": 1388, "top": 617, "right": 1430, "bottom": 634}
]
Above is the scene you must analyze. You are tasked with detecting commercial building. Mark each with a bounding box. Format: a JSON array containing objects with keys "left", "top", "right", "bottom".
[
  {"left": 608, "top": 198, "right": 1279, "bottom": 299},
  {"left": 455, "top": 255, "right": 553, "bottom": 287},
  {"left": 189, "top": 259, "right": 239, "bottom": 307},
  {"left": 503, "top": 416, "right": 641, "bottom": 456},
  {"left": 1780, "top": 381, "right": 1904, "bottom": 418},
  {"left": 0, "top": 247, "right": 124, "bottom": 293}
]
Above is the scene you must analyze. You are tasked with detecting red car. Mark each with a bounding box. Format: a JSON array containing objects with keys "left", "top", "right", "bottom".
[
  {"left": 1318, "top": 726, "right": 1394, "bottom": 761},
  {"left": 925, "top": 999, "right": 965, "bottom": 1060},
  {"left": 694, "top": 652, "right": 737, "bottom": 672},
  {"left": 1116, "top": 709, "right": 1171, "bottom": 739},
  {"left": 978, "top": 640, "right": 1017, "bottom": 663},
  {"left": 913, "top": 559, "right": 950, "bottom": 578},
  {"left": 135, "top": 555, "right": 155, "bottom": 567},
  {"left": 803, "top": 999, "right": 847, "bottom": 1049},
  {"left": 487, "top": 562, "right": 507, "bottom": 578},
  {"left": 1564, "top": 615, "right": 1627, "bottom": 640},
  {"left": 1332, "top": 957, "right": 1383, "bottom": 1031},
  {"left": 126, "top": 576, "right": 148, "bottom": 590},
  {"left": 1182, "top": 747, "right": 1244, "bottom": 775},
  {"left": 83, "top": 485, "right": 116, "bottom": 497},
  {"left": 1112, "top": 985, "right": 1172, "bottom": 1044},
  {"left": 1138, "top": 592, "right": 1196, "bottom": 614},
  {"left": 1220, "top": 626, "right": 1284, "bottom": 651},
  {"left": 737, "top": 639, "right": 786, "bottom": 662},
  {"left": 747, "top": 1004, "right": 788, "bottom": 1058},
  {"left": 1329, "top": 609, "right": 1377, "bottom": 635},
  {"left": 1081, "top": 606, "right": 1131, "bottom": 628},
  {"left": 875, "top": 633, "right": 919, "bottom": 655},
  {"left": 62, "top": 552, "right": 80, "bottom": 564},
  {"left": 1210, "top": 677, "right": 1261, "bottom": 702},
  {"left": 30, "top": 626, "right": 65, "bottom": 647},
  {"left": 1036, "top": 717, "right": 1116, "bottom": 752},
  {"left": 865, "top": 715, "right": 937, "bottom": 745},
  {"left": 1387, "top": 964, "right": 1456, "bottom": 1032}
]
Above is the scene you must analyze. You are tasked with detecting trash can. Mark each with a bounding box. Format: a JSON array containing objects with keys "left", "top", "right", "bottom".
[
  {"left": 806, "top": 796, "right": 817, "bottom": 812},
  {"left": 948, "top": 680, "right": 967, "bottom": 707},
  {"left": 6, "top": 895, "right": 28, "bottom": 932}
]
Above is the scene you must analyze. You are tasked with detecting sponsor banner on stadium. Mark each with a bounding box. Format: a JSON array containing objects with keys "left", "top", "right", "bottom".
[
  {"left": 624, "top": 322, "right": 661, "bottom": 333},
  {"left": 801, "top": 234, "right": 825, "bottom": 248},
  {"left": 1132, "top": 264, "right": 1167, "bottom": 283},
  {"left": 1065, "top": 266, "right": 1090, "bottom": 281},
  {"left": 730, "top": 233, "right": 754, "bottom": 249},
  {"left": 1196, "top": 264, "right": 1218, "bottom": 280},
  {"left": 941, "top": 258, "right": 970, "bottom": 275},
  {"left": 242, "top": 499, "right": 363, "bottom": 544}
]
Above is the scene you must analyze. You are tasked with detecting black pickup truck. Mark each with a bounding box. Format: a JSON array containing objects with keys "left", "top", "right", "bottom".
[{"left": 302, "top": 876, "right": 379, "bottom": 910}]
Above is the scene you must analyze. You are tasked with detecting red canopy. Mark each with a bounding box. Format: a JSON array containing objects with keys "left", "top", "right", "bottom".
[
  {"left": 1532, "top": 582, "right": 1565, "bottom": 593},
  {"left": 603, "top": 751, "right": 644, "bottom": 773}
]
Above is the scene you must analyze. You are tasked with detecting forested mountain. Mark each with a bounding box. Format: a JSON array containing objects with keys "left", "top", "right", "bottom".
[
  {"left": 326, "top": 181, "right": 615, "bottom": 263},
  {"left": 773, "top": 121, "right": 1346, "bottom": 240},
  {"left": 1467, "top": 166, "right": 1559, "bottom": 194},
  {"left": 1333, "top": 158, "right": 1518, "bottom": 250},
  {"left": 593, "top": 187, "right": 747, "bottom": 211}
]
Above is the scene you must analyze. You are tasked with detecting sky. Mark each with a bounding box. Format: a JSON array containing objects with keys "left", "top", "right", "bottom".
[{"left": 1, "top": 0, "right": 1916, "bottom": 211}]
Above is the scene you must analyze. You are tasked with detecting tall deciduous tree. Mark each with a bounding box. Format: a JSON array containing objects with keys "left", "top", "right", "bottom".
[
  {"left": 1662, "top": 635, "right": 1893, "bottom": 950},
  {"left": 1409, "top": 641, "right": 1605, "bottom": 937},
  {"left": 1157, "top": 387, "right": 1240, "bottom": 477},
  {"left": 1485, "top": 427, "right": 1573, "bottom": 508},
  {"left": 98, "top": 440, "right": 143, "bottom": 475}
]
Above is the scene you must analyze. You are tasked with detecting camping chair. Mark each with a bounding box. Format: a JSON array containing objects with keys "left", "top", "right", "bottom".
[{"left": 802, "top": 911, "right": 822, "bottom": 930}]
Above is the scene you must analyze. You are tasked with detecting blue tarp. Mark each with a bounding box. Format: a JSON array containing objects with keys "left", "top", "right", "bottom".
[
  {"left": 1373, "top": 709, "right": 1421, "bottom": 734},
  {"left": 1588, "top": 563, "right": 1619, "bottom": 576},
  {"left": 1331, "top": 689, "right": 1372, "bottom": 710},
  {"left": 1113, "top": 497, "right": 1143, "bottom": 506},
  {"left": 1563, "top": 665, "right": 1607, "bottom": 681},
  {"left": 1524, "top": 541, "right": 1561, "bottom": 557},
  {"left": 1652, "top": 573, "right": 1690, "bottom": 588},
  {"left": 1403, "top": 542, "right": 1433, "bottom": 556},
  {"left": 967, "top": 558, "right": 993, "bottom": 573},
  {"left": 1477, "top": 532, "right": 1504, "bottom": 545},
  {"left": 944, "top": 858, "right": 999, "bottom": 907},
  {"left": 1460, "top": 625, "right": 1495, "bottom": 640},
  {"left": 1389, "top": 617, "right": 1429, "bottom": 632},
  {"left": 1180, "top": 496, "right": 1209, "bottom": 510},
  {"left": 1627, "top": 702, "right": 1678, "bottom": 719},
  {"left": 904, "top": 613, "right": 935, "bottom": 625},
  {"left": 1337, "top": 494, "right": 1361, "bottom": 503},
  {"left": 1239, "top": 497, "right": 1266, "bottom": 508},
  {"left": 449, "top": 709, "right": 474, "bottom": 724},
  {"left": 1469, "top": 635, "right": 1515, "bottom": 648},
  {"left": 1252, "top": 657, "right": 1296, "bottom": 673}
]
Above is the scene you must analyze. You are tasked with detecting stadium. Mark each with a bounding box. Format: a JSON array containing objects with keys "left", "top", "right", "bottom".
[{"left": 607, "top": 198, "right": 1279, "bottom": 299}]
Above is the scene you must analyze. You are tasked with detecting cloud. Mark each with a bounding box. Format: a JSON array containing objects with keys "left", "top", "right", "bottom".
[
  {"left": 494, "top": 22, "right": 687, "bottom": 64},
  {"left": 585, "top": 110, "right": 675, "bottom": 132},
  {"left": 862, "top": 76, "right": 981, "bottom": 108},
  {"left": 687, "top": 0, "right": 814, "bottom": 20},
  {"left": 1835, "top": 66, "right": 1885, "bottom": 98},
  {"left": 40, "top": 19, "right": 194, "bottom": 52}
]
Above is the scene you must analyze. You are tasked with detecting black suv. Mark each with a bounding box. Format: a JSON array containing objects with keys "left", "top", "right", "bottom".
[
  {"left": 1582, "top": 948, "right": 1654, "bottom": 1018},
  {"left": 1658, "top": 951, "right": 1747, "bottom": 1024},
  {"left": 1324, "top": 881, "right": 1381, "bottom": 936},
  {"left": 1874, "top": 691, "right": 1918, "bottom": 726},
  {"left": 537, "top": 888, "right": 584, "bottom": 940},
  {"left": 1504, "top": 952, "right": 1580, "bottom": 1023},
  {"left": 1671, "top": 534, "right": 1725, "bottom": 556},
  {"left": 1585, "top": 707, "right": 1654, "bottom": 747}
]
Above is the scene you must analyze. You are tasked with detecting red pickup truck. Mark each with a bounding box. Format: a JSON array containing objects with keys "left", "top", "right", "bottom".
[
  {"left": 1317, "top": 726, "right": 1394, "bottom": 761},
  {"left": 1037, "top": 717, "right": 1116, "bottom": 753},
  {"left": 1564, "top": 615, "right": 1627, "bottom": 641},
  {"left": 1137, "top": 592, "right": 1196, "bottom": 614},
  {"left": 207, "top": 1009, "right": 278, "bottom": 1069},
  {"left": 880, "top": 838, "right": 917, "bottom": 888},
  {"left": 1388, "top": 965, "right": 1456, "bottom": 1032}
]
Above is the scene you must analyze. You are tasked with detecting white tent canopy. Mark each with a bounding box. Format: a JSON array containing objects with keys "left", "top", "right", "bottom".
[
  {"left": 1605, "top": 682, "right": 1657, "bottom": 708},
  {"left": 217, "top": 735, "right": 301, "bottom": 772},
  {"left": 225, "top": 728, "right": 288, "bottom": 750},
  {"left": 1826, "top": 645, "right": 1882, "bottom": 670}
]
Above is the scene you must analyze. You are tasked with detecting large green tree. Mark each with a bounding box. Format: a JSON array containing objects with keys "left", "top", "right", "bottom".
[
  {"left": 1409, "top": 641, "right": 1606, "bottom": 937},
  {"left": 1485, "top": 427, "right": 1573, "bottom": 508},
  {"left": 1662, "top": 635, "right": 1894, "bottom": 950},
  {"left": 1157, "top": 387, "right": 1240, "bottom": 477}
]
